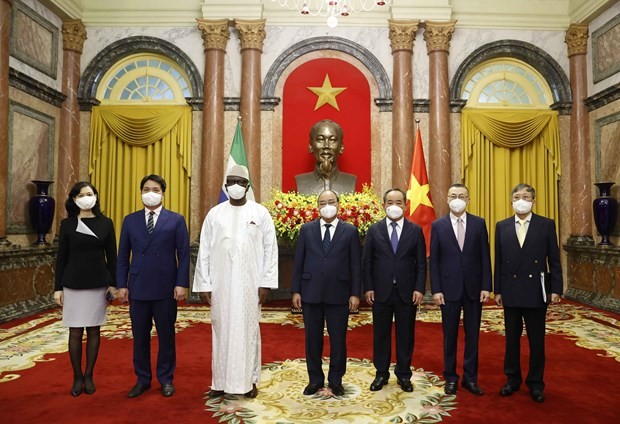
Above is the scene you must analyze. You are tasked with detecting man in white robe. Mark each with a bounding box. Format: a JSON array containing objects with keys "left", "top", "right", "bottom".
[{"left": 193, "top": 164, "right": 278, "bottom": 398}]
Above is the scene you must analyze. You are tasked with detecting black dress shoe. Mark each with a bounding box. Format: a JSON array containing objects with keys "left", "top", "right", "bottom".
[
  {"left": 530, "top": 389, "right": 545, "bottom": 402},
  {"left": 71, "top": 379, "right": 84, "bottom": 397},
  {"left": 369, "top": 376, "right": 388, "bottom": 391},
  {"left": 128, "top": 383, "right": 151, "bottom": 398},
  {"left": 302, "top": 383, "right": 324, "bottom": 395},
  {"left": 208, "top": 389, "right": 225, "bottom": 398},
  {"left": 84, "top": 375, "right": 96, "bottom": 395},
  {"left": 462, "top": 381, "right": 484, "bottom": 396},
  {"left": 444, "top": 381, "right": 457, "bottom": 395},
  {"left": 328, "top": 382, "right": 345, "bottom": 396},
  {"left": 161, "top": 384, "right": 175, "bottom": 397},
  {"left": 499, "top": 383, "right": 519, "bottom": 397},
  {"left": 397, "top": 378, "right": 414, "bottom": 392},
  {"left": 244, "top": 384, "right": 258, "bottom": 398}
]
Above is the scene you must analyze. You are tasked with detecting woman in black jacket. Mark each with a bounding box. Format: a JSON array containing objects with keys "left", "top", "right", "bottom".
[{"left": 54, "top": 182, "right": 117, "bottom": 396}]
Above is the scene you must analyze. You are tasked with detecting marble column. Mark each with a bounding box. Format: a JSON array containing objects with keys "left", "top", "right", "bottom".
[
  {"left": 56, "top": 20, "right": 87, "bottom": 230},
  {"left": 235, "top": 19, "right": 266, "bottom": 201},
  {"left": 0, "top": 0, "right": 12, "bottom": 246},
  {"left": 389, "top": 20, "right": 419, "bottom": 190},
  {"left": 565, "top": 24, "right": 593, "bottom": 245},
  {"left": 197, "top": 19, "right": 230, "bottom": 218},
  {"left": 423, "top": 21, "right": 456, "bottom": 218}
]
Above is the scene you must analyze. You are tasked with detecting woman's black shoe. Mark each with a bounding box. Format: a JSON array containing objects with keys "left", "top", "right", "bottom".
[
  {"left": 84, "top": 375, "right": 96, "bottom": 395},
  {"left": 71, "top": 379, "right": 84, "bottom": 397}
]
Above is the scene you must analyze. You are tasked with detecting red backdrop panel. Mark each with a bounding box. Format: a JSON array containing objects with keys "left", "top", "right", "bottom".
[{"left": 282, "top": 58, "right": 371, "bottom": 193}]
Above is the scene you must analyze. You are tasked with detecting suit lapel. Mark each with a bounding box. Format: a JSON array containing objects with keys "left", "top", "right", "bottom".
[
  {"left": 510, "top": 215, "right": 533, "bottom": 269},
  {"left": 397, "top": 219, "right": 414, "bottom": 255},
  {"left": 328, "top": 220, "right": 346, "bottom": 253},
  {"left": 380, "top": 218, "right": 395, "bottom": 254},
  {"left": 143, "top": 208, "right": 168, "bottom": 250},
  {"left": 442, "top": 215, "right": 461, "bottom": 251}
]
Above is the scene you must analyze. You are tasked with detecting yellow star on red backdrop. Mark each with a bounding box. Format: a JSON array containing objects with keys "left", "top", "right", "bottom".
[
  {"left": 307, "top": 74, "right": 347, "bottom": 111},
  {"left": 407, "top": 175, "right": 433, "bottom": 215}
]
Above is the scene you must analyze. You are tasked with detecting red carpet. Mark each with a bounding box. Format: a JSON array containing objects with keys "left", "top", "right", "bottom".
[{"left": 1, "top": 300, "right": 619, "bottom": 423}]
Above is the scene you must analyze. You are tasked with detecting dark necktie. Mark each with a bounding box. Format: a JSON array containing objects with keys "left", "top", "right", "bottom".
[
  {"left": 323, "top": 223, "right": 332, "bottom": 254},
  {"left": 147, "top": 211, "right": 155, "bottom": 234},
  {"left": 390, "top": 221, "right": 398, "bottom": 253}
]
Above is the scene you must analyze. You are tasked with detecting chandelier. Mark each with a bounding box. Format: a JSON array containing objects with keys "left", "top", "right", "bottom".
[{"left": 270, "top": 1, "right": 391, "bottom": 28}]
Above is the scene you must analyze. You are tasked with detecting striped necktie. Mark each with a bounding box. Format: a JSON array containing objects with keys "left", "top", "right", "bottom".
[{"left": 147, "top": 211, "right": 155, "bottom": 234}]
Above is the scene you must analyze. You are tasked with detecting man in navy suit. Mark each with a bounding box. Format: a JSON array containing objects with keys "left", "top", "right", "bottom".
[
  {"left": 291, "top": 190, "right": 361, "bottom": 397},
  {"left": 494, "top": 183, "right": 562, "bottom": 403},
  {"left": 430, "top": 183, "right": 491, "bottom": 396},
  {"left": 363, "top": 188, "right": 426, "bottom": 393},
  {"left": 117, "top": 174, "right": 190, "bottom": 398}
]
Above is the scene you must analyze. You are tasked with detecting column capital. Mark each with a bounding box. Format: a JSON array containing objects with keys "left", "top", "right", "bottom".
[
  {"left": 197, "top": 19, "right": 231, "bottom": 51},
  {"left": 423, "top": 20, "right": 456, "bottom": 53},
  {"left": 565, "top": 23, "right": 589, "bottom": 57},
  {"left": 388, "top": 19, "right": 420, "bottom": 53},
  {"left": 234, "top": 19, "right": 266, "bottom": 52},
  {"left": 61, "top": 20, "right": 87, "bottom": 54}
]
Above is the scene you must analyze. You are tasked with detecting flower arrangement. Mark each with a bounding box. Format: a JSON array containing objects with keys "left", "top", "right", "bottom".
[{"left": 264, "top": 184, "right": 385, "bottom": 244}]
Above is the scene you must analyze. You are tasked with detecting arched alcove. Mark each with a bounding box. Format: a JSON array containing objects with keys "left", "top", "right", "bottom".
[
  {"left": 78, "top": 36, "right": 202, "bottom": 107},
  {"left": 262, "top": 36, "right": 391, "bottom": 103},
  {"left": 451, "top": 40, "right": 571, "bottom": 110}
]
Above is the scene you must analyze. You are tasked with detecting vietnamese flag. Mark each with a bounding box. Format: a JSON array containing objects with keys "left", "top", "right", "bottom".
[{"left": 405, "top": 127, "right": 436, "bottom": 256}]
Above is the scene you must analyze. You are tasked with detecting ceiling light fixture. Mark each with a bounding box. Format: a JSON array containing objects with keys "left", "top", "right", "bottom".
[{"left": 270, "top": 0, "right": 391, "bottom": 28}]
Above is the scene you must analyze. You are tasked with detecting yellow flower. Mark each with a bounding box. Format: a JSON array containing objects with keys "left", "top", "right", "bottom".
[{"left": 263, "top": 185, "right": 385, "bottom": 241}]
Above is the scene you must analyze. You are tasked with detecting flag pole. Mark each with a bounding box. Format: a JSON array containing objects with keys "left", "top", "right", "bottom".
[{"left": 415, "top": 117, "right": 420, "bottom": 130}]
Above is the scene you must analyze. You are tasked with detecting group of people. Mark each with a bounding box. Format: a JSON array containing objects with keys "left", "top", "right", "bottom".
[
  {"left": 54, "top": 174, "right": 191, "bottom": 398},
  {"left": 288, "top": 182, "right": 563, "bottom": 403},
  {"left": 53, "top": 168, "right": 562, "bottom": 406}
]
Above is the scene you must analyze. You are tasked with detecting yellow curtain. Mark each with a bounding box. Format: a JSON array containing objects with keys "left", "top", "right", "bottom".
[
  {"left": 461, "top": 108, "right": 561, "bottom": 271},
  {"left": 89, "top": 105, "right": 192, "bottom": 241}
]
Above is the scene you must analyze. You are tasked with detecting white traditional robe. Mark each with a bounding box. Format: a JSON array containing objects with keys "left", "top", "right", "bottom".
[{"left": 193, "top": 200, "right": 278, "bottom": 394}]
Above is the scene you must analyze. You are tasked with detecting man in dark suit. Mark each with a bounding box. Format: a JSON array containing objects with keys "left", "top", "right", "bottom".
[
  {"left": 430, "top": 183, "right": 491, "bottom": 396},
  {"left": 362, "top": 188, "right": 426, "bottom": 393},
  {"left": 494, "top": 183, "right": 562, "bottom": 403},
  {"left": 291, "top": 190, "right": 361, "bottom": 397},
  {"left": 117, "top": 174, "right": 190, "bottom": 398}
]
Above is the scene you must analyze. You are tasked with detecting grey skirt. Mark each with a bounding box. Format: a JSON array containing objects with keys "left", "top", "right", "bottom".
[{"left": 62, "top": 287, "right": 107, "bottom": 327}]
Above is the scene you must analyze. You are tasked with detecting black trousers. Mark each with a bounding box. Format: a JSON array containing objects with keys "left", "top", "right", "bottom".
[
  {"left": 302, "top": 302, "right": 349, "bottom": 386},
  {"left": 441, "top": 295, "right": 482, "bottom": 384},
  {"left": 372, "top": 286, "right": 416, "bottom": 380},
  {"left": 503, "top": 306, "right": 547, "bottom": 391},
  {"left": 130, "top": 298, "right": 177, "bottom": 386}
]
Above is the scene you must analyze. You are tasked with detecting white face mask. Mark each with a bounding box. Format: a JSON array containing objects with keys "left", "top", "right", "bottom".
[
  {"left": 142, "top": 192, "right": 163, "bottom": 207},
  {"left": 227, "top": 184, "right": 247, "bottom": 200},
  {"left": 512, "top": 199, "right": 533, "bottom": 215},
  {"left": 75, "top": 196, "right": 96, "bottom": 211},
  {"left": 320, "top": 204, "right": 338, "bottom": 220},
  {"left": 448, "top": 198, "right": 467, "bottom": 214},
  {"left": 385, "top": 205, "right": 404, "bottom": 220}
]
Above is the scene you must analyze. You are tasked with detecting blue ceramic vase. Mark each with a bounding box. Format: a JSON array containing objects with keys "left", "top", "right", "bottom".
[
  {"left": 593, "top": 182, "right": 617, "bottom": 246},
  {"left": 29, "top": 180, "right": 55, "bottom": 246}
]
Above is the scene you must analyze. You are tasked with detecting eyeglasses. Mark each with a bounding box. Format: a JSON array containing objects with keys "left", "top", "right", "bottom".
[{"left": 226, "top": 178, "right": 249, "bottom": 187}]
